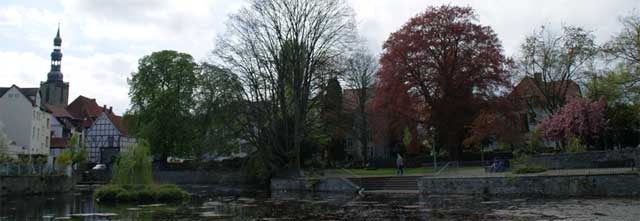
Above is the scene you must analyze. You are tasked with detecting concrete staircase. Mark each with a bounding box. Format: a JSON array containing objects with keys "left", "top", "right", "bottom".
[{"left": 348, "top": 176, "right": 419, "bottom": 191}]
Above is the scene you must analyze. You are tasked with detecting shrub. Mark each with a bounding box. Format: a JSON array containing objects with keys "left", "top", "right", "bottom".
[
  {"left": 93, "top": 184, "right": 189, "bottom": 203},
  {"left": 154, "top": 184, "right": 190, "bottom": 202},
  {"left": 565, "top": 136, "right": 586, "bottom": 153},
  {"left": 93, "top": 185, "right": 126, "bottom": 202},
  {"left": 513, "top": 165, "right": 546, "bottom": 174}
]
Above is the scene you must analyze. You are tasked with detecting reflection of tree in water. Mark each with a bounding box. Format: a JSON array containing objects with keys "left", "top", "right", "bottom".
[{"left": 4, "top": 191, "right": 640, "bottom": 220}]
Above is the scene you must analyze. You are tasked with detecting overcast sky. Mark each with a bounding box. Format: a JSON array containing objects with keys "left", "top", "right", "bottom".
[{"left": 1, "top": 0, "right": 638, "bottom": 114}]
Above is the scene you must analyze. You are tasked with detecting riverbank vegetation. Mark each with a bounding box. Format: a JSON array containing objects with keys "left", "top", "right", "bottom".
[
  {"left": 513, "top": 166, "right": 547, "bottom": 174},
  {"left": 94, "top": 141, "right": 189, "bottom": 203},
  {"left": 118, "top": 0, "right": 640, "bottom": 185},
  {"left": 94, "top": 184, "right": 189, "bottom": 203}
]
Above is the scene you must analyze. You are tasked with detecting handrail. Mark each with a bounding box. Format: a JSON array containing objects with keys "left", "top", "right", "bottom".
[
  {"left": 435, "top": 161, "right": 451, "bottom": 176},
  {"left": 340, "top": 167, "right": 365, "bottom": 194},
  {"left": 340, "top": 167, "right": 361, "bottom": 179}
]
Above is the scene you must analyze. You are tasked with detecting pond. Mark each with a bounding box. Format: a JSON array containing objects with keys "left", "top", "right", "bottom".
[{"left": 2, "top": 186, "right": 640, "bottom": 220}]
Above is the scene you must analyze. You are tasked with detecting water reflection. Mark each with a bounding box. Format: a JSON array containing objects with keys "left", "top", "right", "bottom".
[{"left": 2, "top": 187, "right": 640, "bottom": 220}]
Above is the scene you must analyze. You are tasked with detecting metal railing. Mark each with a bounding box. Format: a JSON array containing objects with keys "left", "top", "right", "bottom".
[
  {"left": 434, "top": 162, "right": 452, "bottom": 176},
  {"left": 0, "top": 163, "right": 68, "bottom": 176}
]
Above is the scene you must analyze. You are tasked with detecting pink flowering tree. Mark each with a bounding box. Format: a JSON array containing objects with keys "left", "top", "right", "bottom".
[{"left": 538, "top": 97, "right": 607, "bottom": 144}]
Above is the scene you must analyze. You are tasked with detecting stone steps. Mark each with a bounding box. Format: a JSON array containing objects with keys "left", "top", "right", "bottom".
[{"left": 349, "top": 176, "right": 419, "bottom": 191}]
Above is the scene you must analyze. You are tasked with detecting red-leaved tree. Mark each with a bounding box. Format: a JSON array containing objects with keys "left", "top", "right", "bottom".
[
  {"left": 373, "top": 6, "right": 512, "bottom": 160},
  {"left": 538, "top": 97, "right": 607, "bottom": 144}
]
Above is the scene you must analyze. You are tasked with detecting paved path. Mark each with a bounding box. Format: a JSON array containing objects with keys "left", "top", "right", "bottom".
[{"left": 433, "top": 167, "right": 636, "bottom": 178}]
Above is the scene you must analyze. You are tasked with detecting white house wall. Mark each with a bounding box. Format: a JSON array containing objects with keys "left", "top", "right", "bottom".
[
  {"left": 50, "top": 116, "right": 63, "bottom": 138},
  {"left": 0, "top": 87, "right": 50, "bottom": 156}
]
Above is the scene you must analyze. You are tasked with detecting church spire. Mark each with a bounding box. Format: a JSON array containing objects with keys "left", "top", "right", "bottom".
[{"left": 47, "top": 25, "right": 63, "bottom": 82}]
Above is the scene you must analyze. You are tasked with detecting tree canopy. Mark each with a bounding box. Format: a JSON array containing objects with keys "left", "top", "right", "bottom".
[
  {"left": 374, "top": 5, "right": 512, "bottom": 160},
  {"left": 128, "top": 50, "right": 199, "bottom": 160},
  {"left": 215, "top": 0, "right": 357, "bottom": 176}
]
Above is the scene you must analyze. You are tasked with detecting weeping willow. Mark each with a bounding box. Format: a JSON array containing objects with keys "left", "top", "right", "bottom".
[{"left": 111, "top": 140, "right": 152, "bottom": 185}]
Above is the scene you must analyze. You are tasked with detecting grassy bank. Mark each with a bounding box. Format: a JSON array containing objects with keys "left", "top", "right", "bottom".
[
  {"left": 325, "top": 166, "right": 483, "bottom": 176},
  {"left": 94, "top": 184, "right": 190, "bottom": 203}
]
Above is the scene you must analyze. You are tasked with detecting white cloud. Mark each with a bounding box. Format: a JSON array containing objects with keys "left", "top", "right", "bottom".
[
  {"left": 63, "top": 53, "right": 138, "bottom": 115},
  {"left": 0, "top": 51, "right": 49, "bottom": 86},
  {"left": 1, "top": 0, "right": 639, "bottom": 115}
]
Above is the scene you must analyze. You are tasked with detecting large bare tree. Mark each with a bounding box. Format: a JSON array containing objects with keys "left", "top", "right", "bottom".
[
  {"left": 603, "top": 12, "right": 640, "bottom": 89},
  {"left": 343, "top": 48, "right": 377, "bottom": 165},
  {"left": 215, "top": 0, "right": 356, "bottom": 176},
  {"left": 519, "top": 25, "right": 598, "bottom": 114}
]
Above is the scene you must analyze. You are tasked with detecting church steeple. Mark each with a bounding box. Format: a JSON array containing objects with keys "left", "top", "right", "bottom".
[{"left": 47, "top": 25, "right": 63, "bottom": 82}]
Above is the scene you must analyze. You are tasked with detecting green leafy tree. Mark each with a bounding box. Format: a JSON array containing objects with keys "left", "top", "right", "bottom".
[
  {"left": 587, "top": 64, "right": 640, "bottom": 104},
  {"left": 193, "top": 63, "right": 245, "bottom": 161},
  {"left": 586, "top": 65, "right": 640, "bottom": 149},
  {"left": 112, "top": 140, "right": 152, "bottom": 185},
  {"left": 55, "top": 134, "right": 87, "bottom": 168},
  {"left": 320, "top": 77, "right": 345, "bottom": 165},
  {"left": 128, "top": 50, "right": 199, "bottom": 162},
  {"left": 402, "top": 127, "right": 412, "bottom": 152},
  {"left": 604, "top": 11, "right": 640, "bottom": 76}
]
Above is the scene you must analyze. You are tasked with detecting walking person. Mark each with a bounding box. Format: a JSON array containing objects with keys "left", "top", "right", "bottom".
[{"left": 396, "top": 153, "right": 404, "bottom": 176}]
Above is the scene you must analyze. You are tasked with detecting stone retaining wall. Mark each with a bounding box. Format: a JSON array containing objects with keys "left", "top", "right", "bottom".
[
  {"left": 152, "top": 170, "right": 246, "bottom": 185},
  {"left": 270, "top": 177, "right": 359, "bottom": 193},
  {"left": 518, "top": 149, "right": 640, "bottom": 170},
  {"left": 0, "top": 175, "right": 74, "bottom": 196},
  {"left": 418, "top": 173, "right": 640, "bottom": 197}
]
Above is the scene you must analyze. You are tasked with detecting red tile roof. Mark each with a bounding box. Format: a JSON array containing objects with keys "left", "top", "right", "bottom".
[
  {"left": 67, "top": 95, "right": 103, "bottom": 123},
  {"left": 509, "top": 77, "right": 580, "bottom": 101},
  {"left": 106, "top": 111, "right": 128, "bottom": 136},
  {"left": 45, "top": 104, "right": 74, "bottom": 119},
  {"left": 50, "top": 137, "right": 69, "bottom": 148}
]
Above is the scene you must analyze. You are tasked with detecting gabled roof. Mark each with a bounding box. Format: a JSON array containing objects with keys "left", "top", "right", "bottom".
[
  {"left": 0, "top": 85, "right": 40, "bottom": 106},
  {"left": 0, "top": 88, "right": 9, "bottom": 97},
  {"left": 66, "top": 95, "right": 103, "bottom": 120},
  {"left": 90, "top": 109, "right": 129, "bottom": 136},
  {"left": 106, "top": 112, "right": 128, "bottom": 136},
  {"left": 508, "top": 77, "right": 580, "bottom": 102}
]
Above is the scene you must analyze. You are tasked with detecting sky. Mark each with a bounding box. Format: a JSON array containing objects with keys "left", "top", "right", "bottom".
[{"left": 1, "top": 0, "right": 638, "bottom": 115}]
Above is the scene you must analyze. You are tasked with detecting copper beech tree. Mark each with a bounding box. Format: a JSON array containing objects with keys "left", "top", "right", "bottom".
[{"left": 374, "top": 6, "right": 512, "bottom": 160}]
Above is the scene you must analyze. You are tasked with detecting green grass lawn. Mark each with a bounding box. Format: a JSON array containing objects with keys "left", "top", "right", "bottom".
[
  {"left": 326, "top": 167, "right": 434, "bottom": 176},
  {"left": 324, "top": 166, "right": 483, "bottom": 176}
]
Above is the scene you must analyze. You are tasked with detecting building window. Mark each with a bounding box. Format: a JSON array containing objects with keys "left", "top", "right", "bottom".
[
  {"left": 108, "top": 136, "right": 114, "bottom": 147},
  {"left": 345, "top": 138, "right": 353, "bottom": 150}
]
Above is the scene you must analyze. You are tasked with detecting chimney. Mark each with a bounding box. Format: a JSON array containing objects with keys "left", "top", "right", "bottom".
[
  {"left": 103, "top": 105, "right": 107, "bottom": 111},
  {"left": 534, "top": 72, "right": 542, "bottom": 82},
  {"left": 109, "top": 106, "right": 112, "bottom": 113}
]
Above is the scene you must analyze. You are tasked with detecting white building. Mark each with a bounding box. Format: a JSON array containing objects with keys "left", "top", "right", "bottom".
[{"left": 0, "top": 85, "right": 51, "bottom": 158}]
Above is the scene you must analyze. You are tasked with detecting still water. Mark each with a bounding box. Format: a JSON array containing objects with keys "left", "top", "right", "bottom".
[{"left": 2, "top": 186, "right": 640, "bottom": 220}]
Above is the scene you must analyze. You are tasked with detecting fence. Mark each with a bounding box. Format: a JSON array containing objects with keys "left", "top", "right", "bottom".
[
  {"left": 0, "top": 163, "right": 68, "bottom": 176},
  {"left": 429, "top": 159, "right": 636, "bottom": 178}
]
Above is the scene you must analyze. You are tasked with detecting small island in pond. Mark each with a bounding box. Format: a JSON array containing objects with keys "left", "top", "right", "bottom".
[{"left": 93, "top": 141, "right": 189, "bottom": 203}]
